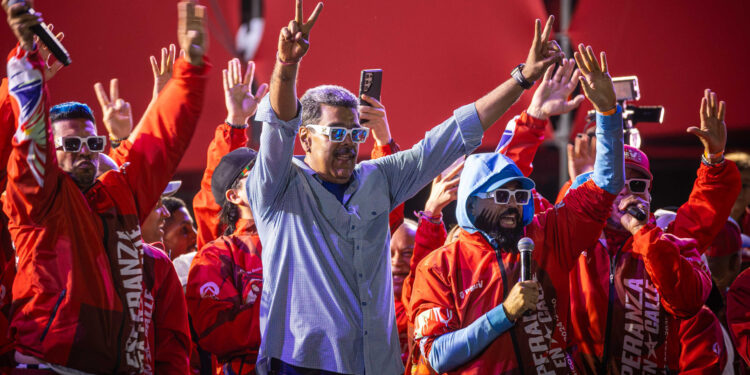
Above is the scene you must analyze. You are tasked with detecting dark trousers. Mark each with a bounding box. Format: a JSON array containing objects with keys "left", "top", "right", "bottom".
[{"left": 268, "top": 358, "right": 350, "bottom": 375}]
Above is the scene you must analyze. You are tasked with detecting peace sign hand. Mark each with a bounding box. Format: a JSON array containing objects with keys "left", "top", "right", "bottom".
[
  {"left": 522, "top": 16, "right": 564, "bottom": 82},
  {"left": 687, "top": 89, "right": 726, "bottom": 156},
  {"left": 94, "top": 78, "right": 133, "bottom": 141},
  {"left": 223, "top": 58, "right": 269, "bottom": 125},
  {"left": 277, "top": 0, "right": 323, "bottom": 64},
  {"left": 573, "top": 44, "right": 616, "bottom": 113}
]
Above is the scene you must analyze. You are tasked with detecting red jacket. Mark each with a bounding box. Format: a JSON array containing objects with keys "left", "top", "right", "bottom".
[
  {"left": 2, "top": 45, "right": 207, "bottom": 373},
  {"left": 193, "top": 123, "right": 249, "bottom": 251},
  {"left": 568, "top": 161, "right": 739, "bottom": 374},
  {"left": 186, "top": 219, "right": 262, "bottom": 374},
  {"left": 0, "top": 77, "right": 16, "bottom": 371},
  {"left": 678, "top": 306, "right": 728, "bottom": 374},
  {"left": 143, "top": 243, "right": 192, "bottom": 375},
  {"left": 371, "top": 141, "right": 405, "bottom": 233},
  {"left": 728, "top": 267, "right": 750, "bottom": 367},
  {"left": 409, "top": 180, "right": 614, "bottom": 374}
]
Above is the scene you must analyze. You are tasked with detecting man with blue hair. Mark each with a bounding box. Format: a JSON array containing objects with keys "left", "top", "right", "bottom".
[{"left": 408, "top": 45, "right": 624, "bottom": 374}]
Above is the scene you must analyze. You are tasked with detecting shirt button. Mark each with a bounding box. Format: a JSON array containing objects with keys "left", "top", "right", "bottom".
[
  {"left": 362, "top": 301, "right": 367, "bottom": 306},
  {"left": 359, "top": 273, "right": 363, "bottom": 278},
  {"left": 371, "top": 211, "right": 377, "bottom": 216},
  {"left": 365, "top": 330, "right": 368, "bottom": 335},
  {"left": 351, "top": 225, "right": 355, "bottom": 230},
  {"left": 356, "top": 245, "right": 360, "bottom": 250}
]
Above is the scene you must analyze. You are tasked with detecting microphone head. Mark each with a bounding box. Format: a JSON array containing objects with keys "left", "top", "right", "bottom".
[{"left": 518, "top": 237, "right": 534, "bottom": 253}]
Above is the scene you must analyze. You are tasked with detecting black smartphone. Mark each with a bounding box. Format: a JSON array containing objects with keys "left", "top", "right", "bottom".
[{"left": 359, "top": 69, "right": 382, "bottom": 124}]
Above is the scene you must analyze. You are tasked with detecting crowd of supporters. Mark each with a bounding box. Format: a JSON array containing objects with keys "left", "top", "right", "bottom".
[{"left": 0, "top": 0, "right": 749, "bottom": 374}]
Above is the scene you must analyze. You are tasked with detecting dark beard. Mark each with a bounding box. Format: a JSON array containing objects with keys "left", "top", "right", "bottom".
[{"left": 474, "top": 208, "right": 525, "bottom": 252}]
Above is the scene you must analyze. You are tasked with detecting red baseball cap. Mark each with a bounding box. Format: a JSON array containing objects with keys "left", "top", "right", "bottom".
[
  {"left": 706, "top": 218, "right": 742, "bottom": 258},
  {"left": 624, "top": 145, "right": 653, "bottom": 180}
]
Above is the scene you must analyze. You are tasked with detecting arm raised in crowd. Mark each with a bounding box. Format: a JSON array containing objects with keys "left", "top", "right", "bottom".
[
  {"left": 108, "top": 0, "right": 210, "bottom": 223},
  {"left": 371, "top": 16, "right": 563, "bottom": 210},
  {"left": 193, "top": 58, "right": 266, "bottom": 248},
  {"left": 529, "top": 44, "right": 623, "bottom": 271},
  {"left": 1, "top": 0, "right": 59, "bottom": 222},
  {"left": 669, "top": 90, "right": 741, "bottom": 251},
  {"left": 246, "top": 0, "right": 322, "bottom": 217}
]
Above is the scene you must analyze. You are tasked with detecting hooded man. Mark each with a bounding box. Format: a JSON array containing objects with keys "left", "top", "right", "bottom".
[{"left": 408, "top": 44, "right": 624, "bottom": 374}]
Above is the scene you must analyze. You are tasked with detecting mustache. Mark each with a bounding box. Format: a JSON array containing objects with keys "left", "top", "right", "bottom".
[
  {"left": 334, "top": 146, "right": 357, "bottom": 158},
  {"left": 476, "top": 207, "right": 520, "bottom": 226}
]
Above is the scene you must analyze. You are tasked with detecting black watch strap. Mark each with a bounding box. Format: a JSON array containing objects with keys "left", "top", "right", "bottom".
[{"left": 511, "top": 63, "right": 534, "bottom": 90}]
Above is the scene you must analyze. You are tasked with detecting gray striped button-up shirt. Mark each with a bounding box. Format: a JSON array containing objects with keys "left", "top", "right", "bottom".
[{"left": 248, "top": 96, "right": 483, "bottom": 375}]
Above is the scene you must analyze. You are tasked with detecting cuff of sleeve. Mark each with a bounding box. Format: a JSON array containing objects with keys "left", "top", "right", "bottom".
[
  {"left": 174, "top": 55, "right": 212, "bottom": 77},
  {"left": 519, "top": 111, "right": 549, "bottom": 130},
  {"left": 371, "top": 140, "right": 400, "bottom": 158},
  {"left": 486, "top": 304, "right": 514, "bottom": 333},
  {"left": 455, "top": 103, "right": 484, "bottom": 153},
  {"left": 595, "top": 105, "right": 623, "bottom": 133},
  {"left": 631, "top": 223, "right": 658, "bottom": 256},
  {"left": 255, "top": 95, "right": 303, "bottom": 132}
]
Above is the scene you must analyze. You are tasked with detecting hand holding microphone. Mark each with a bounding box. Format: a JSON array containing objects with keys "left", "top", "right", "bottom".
[
  {"left": 619, "top": 195, "right": 650, "bottom": 234},
  {"left": 4, "top": 0, "right": 71, "bottom": 65},
  {"left": 501, "top": 237, "right": 538, "bottom": 321}
]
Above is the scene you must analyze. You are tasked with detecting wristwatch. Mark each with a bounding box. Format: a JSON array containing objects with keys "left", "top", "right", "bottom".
[{"left": 511, "top": 63, "right": 534, "bottom": 90}]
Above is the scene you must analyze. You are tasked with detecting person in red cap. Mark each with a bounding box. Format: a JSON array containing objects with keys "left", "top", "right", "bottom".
[
  {"left": 706, "top": 219, "right": 744, "bottom": 299},
  {"left": 497, "top": 83, "right": 741, "bottom": 372}
]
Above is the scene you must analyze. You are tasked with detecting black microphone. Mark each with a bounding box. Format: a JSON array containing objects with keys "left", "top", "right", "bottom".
[
  {"left": 626, "top": 205, "right": 647, "bottom": 221},
  {"left": 518, "top": 237, "right": 534, "bottom": 282},
  {"left": 8, "top": 0, "right": 72, "bottom": 66}
]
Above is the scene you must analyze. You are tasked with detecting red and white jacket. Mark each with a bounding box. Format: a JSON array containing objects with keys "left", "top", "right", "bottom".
[{"left": 2, "top": 44, "right": 207, "bottom": 373}]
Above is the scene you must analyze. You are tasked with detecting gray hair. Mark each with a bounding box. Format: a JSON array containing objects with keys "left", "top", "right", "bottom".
[{"left": 300, "top": 85, "right": 358, "bottom": 126}]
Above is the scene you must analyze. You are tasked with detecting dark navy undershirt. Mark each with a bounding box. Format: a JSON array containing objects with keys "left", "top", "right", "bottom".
[{"left": 319, "top": 179, "right": 350, "bottom": 204}]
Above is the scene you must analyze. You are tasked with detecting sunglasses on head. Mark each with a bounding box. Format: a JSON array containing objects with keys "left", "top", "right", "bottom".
[
  {"left": 54, "top": 135, "right": 107, "bottom": 153},
  {"left": 475, "top": 188, "right": 532, "bottom": 205},
  {"left": 305, "top": 124, "right": 370, "bottom": 143},
  {"left": 625, "top": 178, "right": 650, "bottom": 193}
]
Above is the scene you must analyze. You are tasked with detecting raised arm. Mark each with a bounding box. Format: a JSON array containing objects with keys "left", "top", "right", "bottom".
[
  {"left": 246, "top": 0, "right": 322, "bottom": 217},
  {"left": 371, "top": 16, "right": 563, "bottom": 208},
  {"left": 108, "top": 1, "right": 210, "bottom": 223},
  {"left": 194, "top": 58, "right": 266, "bottom": 248},
  {"left": 2, "top": 1, "right": 60, "bottom": 223},
  {"left": 669, "top": 90, "right": 741, "bottom": 251},
  {"left": 532, "top": 44, "right": 623, "bottom": 270}
]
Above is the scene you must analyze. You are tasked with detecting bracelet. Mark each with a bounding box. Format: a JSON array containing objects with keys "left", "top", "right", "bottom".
[
  {"left": 276, "top": 52, "right": 300, "bottom": 66},
  {"left": 598, "top": 107, "right": 618, "bottom": 116},
  {"left": 226, "top": 119, "right": 249, "bottom": 129},
  {"left": 704, "top": 149, "right": 724, "bottom": 160},
  {"left": 109, "top": 135, "right": 127, "bottom": 142},
  {"left": 110, "top": 140, "right": 121, "bottom": 149},
  {"left": 415, "top": 210, "right": 443, "bottom": 224},
  {"left": 510, "top": 63, "right": 534, "bottom": 90},
  {"left": 701, "top": 153, "right": 725, "bottom": 166}
]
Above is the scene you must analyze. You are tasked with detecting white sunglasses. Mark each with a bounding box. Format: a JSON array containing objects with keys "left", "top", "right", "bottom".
[{"left": 305, "top": 124, "right": 370, "bottom": 143}]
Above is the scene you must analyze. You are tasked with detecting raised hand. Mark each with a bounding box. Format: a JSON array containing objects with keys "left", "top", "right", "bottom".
[
  {"left": 424, "top": 161, "right": 463, "bottom": 216},
  {"left": 358, "top": 95, "right": 391, "bottom": 145},
  {"left": 223, "top": 58, "right": 269, "bottom": 125},
  {"left": 567, "top": 132, "right": 596, "bottom": 179},
  {"left": 33, "top": 23, "right": 65, "bottom": 80},
  {"left": 277, "top": 0, "right": 323, "bottom": 64},
  {"left": 150, "top": 44, "right": 176, "bottom": 101},
  {"left": 3, "top": 0, "right": 40, "bottom": 51},
  {"left": 94, "top": 79, "right": 133, "bottom": 141},
  {"left": 573, "top": 44, "right": 616, "bottom": 113},
  {"left": 527, "top": 58, "right": 585, "bottom": 120},
  {"left": 687, "top": 89, "right": 726, "bottom": 158},
  {"left": 177, "top": 0, "right": 208, "bottom": 66},
  {"left": 521, "top": 15, "right": 564, "bottom": 83}
]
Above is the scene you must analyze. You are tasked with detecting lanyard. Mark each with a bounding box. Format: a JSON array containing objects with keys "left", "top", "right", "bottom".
[{"left": 494, "top": 248, "right": 526, "bottom": 375}]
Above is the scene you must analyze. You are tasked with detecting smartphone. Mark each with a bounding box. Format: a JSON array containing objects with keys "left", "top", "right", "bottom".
[
  {"left": 440, "top": 155, "right": 466, "bottom": 180},
  {"left": 359, "top": 69, "right": 382, "bottom": 124}
]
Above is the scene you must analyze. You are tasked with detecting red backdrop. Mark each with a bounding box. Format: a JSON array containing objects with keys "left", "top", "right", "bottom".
[
  {"left": 1, "top": 1, "right": 748, "bottom": 173},
  {"left": 0, "top": 0, "right": 546, "bottom": 172}
]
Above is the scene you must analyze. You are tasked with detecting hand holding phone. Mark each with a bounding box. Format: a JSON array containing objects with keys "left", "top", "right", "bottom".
[{"left": 359, "top": 69, "right": 382, "bottom": 124}]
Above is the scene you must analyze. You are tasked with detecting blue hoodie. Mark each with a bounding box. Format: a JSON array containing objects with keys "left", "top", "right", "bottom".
[{"left": 456, "top": 153, "right": 536, "bottom": 235}]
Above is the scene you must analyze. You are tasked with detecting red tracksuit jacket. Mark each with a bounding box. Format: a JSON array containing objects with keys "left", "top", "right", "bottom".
[
  {"left": 568, "top": 160, "right": 739, "bottom": 374},
  {"left": 409, "top": 180, "right": 614, "bottom": 374},
  {"left": 0, "top": 77, "right": 17, "bottom": 371},
  {"left": 728, "top": 267, "right": 750, "bottom": 368},
  {"left": 187, "top": 219, "right": 263, "bottom": 375},
  {"left": 2, "top": 45, "right": 207, "bottom": 373},
  {"left": 678, "top": 306, "right": 728, "bottom": 373}
]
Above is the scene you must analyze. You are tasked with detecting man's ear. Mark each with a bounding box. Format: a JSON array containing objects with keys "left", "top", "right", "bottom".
[
  {"left": 225, "top": 188, "right": 242, "bottom": 205},
  {"left": 299, "top": 127, "right": 312, "bottom": 154}
]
